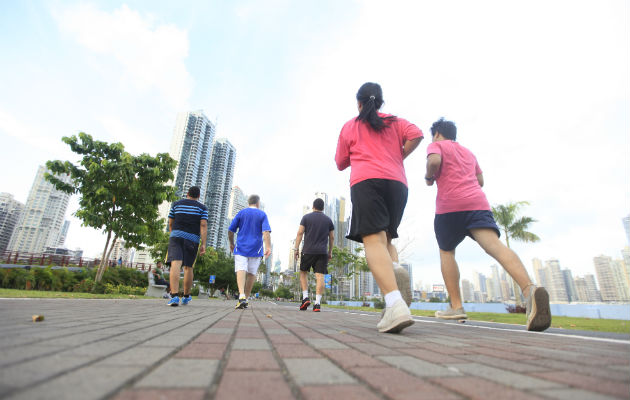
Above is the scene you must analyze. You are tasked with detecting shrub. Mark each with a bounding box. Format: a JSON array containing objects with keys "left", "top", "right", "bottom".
[{"left": 33, "top": 268, "right": 53, "bottom": 290}]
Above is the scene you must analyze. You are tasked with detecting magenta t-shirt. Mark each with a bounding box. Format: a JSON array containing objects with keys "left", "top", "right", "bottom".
[
  {"left": 427, "top": 140, "right": 490, "bottom": 214},
  {"left": 335, "top": 113, "right": 423, "bottom": 187}
]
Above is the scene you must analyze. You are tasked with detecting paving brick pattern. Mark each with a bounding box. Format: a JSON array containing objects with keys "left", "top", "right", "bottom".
[{"left": 0, "top": 298, "right": 628, "bottom": 399}]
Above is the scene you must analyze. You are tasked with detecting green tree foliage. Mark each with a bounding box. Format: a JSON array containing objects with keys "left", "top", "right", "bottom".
[
  {"left": 45, "top": 133, "right": 177, "bottom": 282},
  {"left": 329, "top": 246, "right": 368, "bottom": 299},
  {"left": 194, "top": 247, "right": 237, "bottom": 295},
  {"left": 275, "top": 286, "right": 292, "bottom": 299},
  {"left": 492, "top": 201, "right": 540, "bottom": 305}
]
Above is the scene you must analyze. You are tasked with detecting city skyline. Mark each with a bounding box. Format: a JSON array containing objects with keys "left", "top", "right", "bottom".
[{"left": 0, "top": 1, "right": 627, "bottom": 289}]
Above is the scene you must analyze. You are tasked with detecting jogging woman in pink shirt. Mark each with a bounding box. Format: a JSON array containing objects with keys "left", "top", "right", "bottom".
[{"left": 335, "top": 82, "right": 423, "bottom": 333}]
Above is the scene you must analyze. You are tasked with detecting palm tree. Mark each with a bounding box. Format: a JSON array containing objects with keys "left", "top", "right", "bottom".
[{"left": 492, "top": 201, "right": 540, "bottom": 306}]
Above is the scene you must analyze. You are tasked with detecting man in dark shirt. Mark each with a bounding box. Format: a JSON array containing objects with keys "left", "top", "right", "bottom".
[
  {"left": 166, "top": 186, "right": 208, "bottom": 306},
  {"left": 293, "top": 198, "right": 334, "bottom": 312}
]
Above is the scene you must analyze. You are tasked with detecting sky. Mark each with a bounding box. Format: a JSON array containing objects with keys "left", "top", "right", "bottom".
[{"left": 0, "top": 0, "right": 628, "bottom": 289}]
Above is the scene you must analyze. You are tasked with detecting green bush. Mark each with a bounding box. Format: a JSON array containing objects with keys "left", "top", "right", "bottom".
[
  {"left": 260, "top": 288, "right": 274, "bottom": 298},
  {"left": 103, "top": 283, "right": 145, "bottom": 295},
  {"left": 274, "top": 286, "right": 292, "bottom": 299},
  {"left": 374, "top": 299, "right": 385, "bottom": 309},
  {"left": 2, "top": 268, "right": 32, "bottom": 289}
]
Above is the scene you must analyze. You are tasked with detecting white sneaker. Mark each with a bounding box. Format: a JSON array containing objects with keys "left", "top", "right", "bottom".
[{"left": 377, "top": 300, "right": 414, "bottom": 333}]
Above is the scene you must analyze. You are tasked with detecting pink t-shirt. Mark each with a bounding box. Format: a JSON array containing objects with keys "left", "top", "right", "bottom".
[
  {"left": 335, "top": 113, "right": 423, "bottom": 187},
  {"left": 427, "top": 140, "right": 490, "bottom": 214}
]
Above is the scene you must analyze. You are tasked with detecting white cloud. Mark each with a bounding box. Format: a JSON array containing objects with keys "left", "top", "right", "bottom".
[{"left": 54, "top": 4, "right": 191, "bottom": 109}]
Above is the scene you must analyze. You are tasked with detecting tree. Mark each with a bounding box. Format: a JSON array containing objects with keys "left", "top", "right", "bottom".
[
  {"left": 194, "top": 247, "right": 237, "bottom": 296},
  {"left": 45, "top": 133, "right": 177, "bottom": 283},
  {"left": 492, "top": 201, "right": 540, "bottom": 306},
  {"left": 329, "top": 246, "right": 367, "bottom": 300}
]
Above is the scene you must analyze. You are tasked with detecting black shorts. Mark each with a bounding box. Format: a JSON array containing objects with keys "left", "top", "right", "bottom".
[
  {"left": 300, "top": 253, "right": 328, "bottom": 274},
  {"left": 347, "top": 179, "right": 408, "bottom": 243},
  {"left": 166, "top": 237, "right": 199, "bottom": 268},
  {"left": 434, "top": 210, "right": 500, "bottom": 251}
]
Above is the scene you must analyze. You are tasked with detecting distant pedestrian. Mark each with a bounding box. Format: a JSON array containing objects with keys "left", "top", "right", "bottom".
[
  {"left": 228, "top": 194, "right": 271, "bottom": 309},
  {"left": 294, "top": 198, "right": 334, "bottom": 312},
  {"left": 425, "top": 118, "right": 551, "bottom": 331},
  {"left": 166, "top": 186, "right": 208, "bottom": 306},
  {"left": 152, "top": 261, "right": 171, "bottom": 295},
  {"left": 335, "top": 82, "right": 423, "bottom": 333}
]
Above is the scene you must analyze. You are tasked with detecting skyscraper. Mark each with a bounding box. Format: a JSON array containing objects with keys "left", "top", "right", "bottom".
[
  {"left": 584, "top": 274, "right": 602, "bottom": 302},
  {"left": 622, "top": 214, "right": 630, "bottom": 245},
  {"left": 399, "top": 262, "right": 413, "bottom": 298},
  {"left": 228, "top": 186, "right": 247, "bottom": 219},
  {"left": 162, "top": 111, "right": 216, "bottom": 218},
  {"left": 8, "top": 166, "right": 71, "bottom": 254},
  {"left": 545, "top": 259, "right": 569, "bottom": 302},
  {"left": 594, "top": 255, "right": 620, "bottom": 301},
  {"left": 205, "top": 138, "right": 236, "bottom": 250},
  {"left": 0, "top": 193, "right": 24, "bottom": 254},
  {"left": 56, "top": 220, "right": 70, "bottom": 247},
  {"left": 561, "top": 269, "right": 578, "bottom": 302}
]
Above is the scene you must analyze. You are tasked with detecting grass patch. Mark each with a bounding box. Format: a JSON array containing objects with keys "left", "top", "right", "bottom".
[
  {"left": 322, "top": 304, "right": 630, "bottom": 334},
  {"left": 0, "top": 288, "right": 148, "bottom": 300}
]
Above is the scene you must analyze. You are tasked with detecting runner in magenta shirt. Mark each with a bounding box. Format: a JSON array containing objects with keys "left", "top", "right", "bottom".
[
  {"left": 426, "top": 140, "right": 490, "bottom": 214},
  {"left": 424, "top": 118, "right": 551, "bottom": 331}
]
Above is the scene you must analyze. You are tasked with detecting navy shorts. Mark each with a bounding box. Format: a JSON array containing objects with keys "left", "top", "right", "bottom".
[
  {"left": 347, "top": 179, "right": 408, "bottom": 243},
  {"left": 434, "top": 210, "right": 500, "bottom": 251},
  {"left": 300, "top": 253, "right": 328, "bottom": 274},
  {"left": 166, "top": 237, "right": 199, "bottom": 268}
]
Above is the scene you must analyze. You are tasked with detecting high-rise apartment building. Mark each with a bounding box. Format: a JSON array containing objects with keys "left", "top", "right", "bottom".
[
  {"left": 561, "top": 269, "right": 578, "bottom": 302},
  {"left": 545, "top": 259, "right": 569, "bottom": 302},
  {"left": 461, "top": 279, "right": 474, "bottom": 302},
  {"left": 205, "top": 138, "right": 236, "bottom": 250},
  {"left": 399, "top": 262, "right": 413, "bottom": 298},
  {"left": 594, "top": 255, "right": 620, "bottom": 301},
  {"left": 0, "top": 193, "right": 24, "bottom": 254},
  {"left": 584, "top": 274, "right": 602, "bottom": 302},
  {"left": 169, "top": 111, "right": 216, "bottom": 200},
  {"left": 532, "top": 258, "right": 548, "bottom": 288},
  {"left": 8, "top": 166, "right": 71, "bottom": 254},
  {"left": 228, "top": 186, "right": 247, "bottom": 219},
  {"left": 623, "top": 214, "right": 630, "bottom": 245},
  {"left": 56, "top": 220, "right": 70, "bottom": 247}
]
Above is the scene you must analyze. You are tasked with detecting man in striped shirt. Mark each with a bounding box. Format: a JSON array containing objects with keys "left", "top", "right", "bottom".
[{"left": 166, "top": 186, "right": 208, "bottom": 306}]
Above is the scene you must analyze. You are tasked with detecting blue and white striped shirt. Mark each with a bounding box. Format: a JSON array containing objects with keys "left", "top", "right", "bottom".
[{"left": 168, "top": 199, "right": 208, "bottom": 243}]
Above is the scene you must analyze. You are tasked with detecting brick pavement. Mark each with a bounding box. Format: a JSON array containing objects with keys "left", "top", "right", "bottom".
[{"left": 0, "top": 298, "right": 628, "bottom": 400}]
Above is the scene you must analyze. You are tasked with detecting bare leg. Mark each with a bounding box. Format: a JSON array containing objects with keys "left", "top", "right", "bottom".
[
  {"left": 236, "top": 270, "right": 247, "bottom": 296},
  {"left": 169, "top": 260, "right": 182, "bottom": 294},
  {"left": 300, "top": 271, "right": 308, "bottom": 292},
  {"left": 470, "top": 229, "right": 533, "bottom": 292},
  {"left": 315, "top": 273, "right": 324, "bottom": 296},
  {"left": 386, "top": 234, "right": 399, "bottom": 263},
  {"left": 183, "top": 266, "right": 193, "bottom": 295},
  {"left": 245, "top": 273, "right": 256, "bottom": 297},
  {"left": 439, "top": 249, "right": 462, "bottom": 309},
  {"left": 362, "top": 231, "right": 397, "bottom": 294}
]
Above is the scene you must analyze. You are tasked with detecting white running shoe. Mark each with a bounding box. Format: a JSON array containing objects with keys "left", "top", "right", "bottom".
[{"left": 377, "top": 300, "right": 414, "bottom": 333}]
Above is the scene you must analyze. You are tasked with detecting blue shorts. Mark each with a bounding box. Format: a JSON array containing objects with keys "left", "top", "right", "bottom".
[
  {"left": 166, "top": 237, "right": 199, "bottom": 268},
  {"left": 434, "top": 210, "right": 500, "bottom": 251}
]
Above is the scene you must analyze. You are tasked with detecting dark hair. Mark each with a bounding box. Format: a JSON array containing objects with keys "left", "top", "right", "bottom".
[
  {"left": 248, "top": 194, "right": 260, "bottom": 205},
  {"left": 313, "top": 198, "right": 325, "bottom": 211},
  {"left": 355, "top": 82, "right": 396, "bottom": 131},
  {"left": 188, "top": 186, "right": 201, "bottom": 199},
  {"left": 431, "top": 118, "right": 457, "bottom": 141}
]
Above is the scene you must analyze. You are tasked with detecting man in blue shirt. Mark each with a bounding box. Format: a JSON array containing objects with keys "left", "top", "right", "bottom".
[
  {"left": 228, "top": 194, "right": 271, "bottom": 309},
  {"left": 166, "top": 186, "right": 208, "bottom": 306}
]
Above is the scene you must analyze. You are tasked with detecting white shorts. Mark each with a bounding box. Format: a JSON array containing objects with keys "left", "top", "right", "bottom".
[{"left": 234, "top": 255, "right": 261, "bottom": 275}]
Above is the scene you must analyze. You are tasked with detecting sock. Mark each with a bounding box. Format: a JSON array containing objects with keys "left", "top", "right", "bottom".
[
  {"left": 303, "top": 291, "right": 309, "bottom": 299},
  {"left": 384, "top": 290, "right": 403, "bottom": 308},
  {"left": 184, "top": 294, "right": 191, "bottom": 298},
  {"left": 315, "top": 294, "right": 322, "bottom": 304},
  {"left": 239, "top": 293, "right": 246, "bottom": 299},
  {"left": 171, "top": 292, "right": 178, "bottom": 297},
  {"left": 392, "top": 261, "right": 400, "bottom": 269}
]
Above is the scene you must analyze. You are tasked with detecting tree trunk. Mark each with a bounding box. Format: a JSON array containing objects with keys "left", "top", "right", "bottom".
[
  {"left": 95, "top": 230, "right": 112, "bottom": 283},
  {"left": 97, "top": 235, "right": 118, "bottom": 282}
]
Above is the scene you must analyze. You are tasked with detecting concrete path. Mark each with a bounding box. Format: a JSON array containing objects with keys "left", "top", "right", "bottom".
[{"left": 0, "top": 298, "right": 628, "bottom": 400}]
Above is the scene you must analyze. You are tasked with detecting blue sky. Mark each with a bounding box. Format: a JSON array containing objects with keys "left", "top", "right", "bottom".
[{"left": 0, "top": 0, "right": 628, "bottom": 289}]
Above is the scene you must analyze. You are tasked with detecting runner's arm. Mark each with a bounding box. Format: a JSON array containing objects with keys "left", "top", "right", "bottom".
[
  {"left": 328, "top": 230, "right": 334, "bottom": 260},
  {"left": 263, "top": 231, "right": 272, "bottom": 258},
  {"left": 425, "top": 153, "right": 442, "bottom": 186},
  {"left": 403, "top": 137, "right": 423, "bottom": 160},
  {"left": 199, "top": 220, "right": 207, "bottom": 255},
  {"left": 476, "top": 173, "right": 484, "bottom": 187},
  {"left": 228, "top": 231, "right": 235, "bottom": 253},
  {"left": 294, "top": 225, "right": 305, "bottom": 260},
  {"left": 168, "top": 218, "right": 173, "bottom": 233}
]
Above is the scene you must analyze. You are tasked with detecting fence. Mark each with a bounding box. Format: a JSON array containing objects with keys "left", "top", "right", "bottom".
[{"left": 0, "top": 251, "right": 157, "bottom": 271}]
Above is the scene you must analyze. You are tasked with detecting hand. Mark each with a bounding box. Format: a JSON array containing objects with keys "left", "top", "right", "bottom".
[
  {"left": 199, "top": 246, "right": 206, "bottom": 256},
  {"left": 264, "top": 248, "right": 271, "bottom": 259},
  {"left": 293, "top": 251, "right": 299, "bottom": 261},
  {"left": 328, "top": 252, "right": 332, "bottom": 260},
  {"left": 230, "top": 243, "right": 235, "bottom": 253}
]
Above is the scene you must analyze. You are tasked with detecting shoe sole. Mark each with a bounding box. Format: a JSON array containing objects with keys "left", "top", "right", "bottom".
[
  {"left": 313, "top": 308, "right": 320, "bottom": 312},
  {"left": 394, "top": 267, "right": 412, "bottom": 306},
  {"left": 379, "top": 316, "right": 414, "bottom": 334},
  {"left": 235, "top": 302, "right": 247, "bottom": 309},
  {"left": 300, "top": 301, "right": 311, "bottom": 311},
  {"left": 435, "top": 312, "right": 468, "bottom": 320},
  {"left": 527, "top": 287, "right": 551, "bottom": 331},
  {"left": 168, "top": 303, "right": 179, "bottom": 307}
]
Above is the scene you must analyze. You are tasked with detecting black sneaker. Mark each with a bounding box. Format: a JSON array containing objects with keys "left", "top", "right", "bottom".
[
  {"left": 235, "top": 298, "right": 247, "bottom": 309},
  {"left": 313, "top": 303, "right": 321, "bottom": 312},
  {"left": 300, "top": 297, "right": 311, "bottom": 311}
]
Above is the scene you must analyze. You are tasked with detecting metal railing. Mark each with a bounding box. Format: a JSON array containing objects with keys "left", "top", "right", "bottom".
[{"left": 0, "top": 251, "right": 157, "bottom": 271}]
